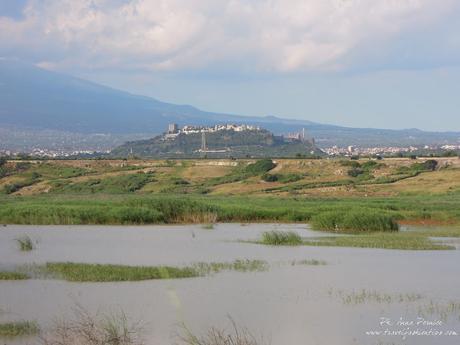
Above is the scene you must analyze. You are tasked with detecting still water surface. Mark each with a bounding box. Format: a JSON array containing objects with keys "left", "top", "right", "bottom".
[{"left": 1, "top": 224, "right": 459, "bottom": 345}]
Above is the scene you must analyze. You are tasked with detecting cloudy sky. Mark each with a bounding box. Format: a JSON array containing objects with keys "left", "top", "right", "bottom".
[{"left": 1, "top": 0, "right": 460, "bottom": 130}]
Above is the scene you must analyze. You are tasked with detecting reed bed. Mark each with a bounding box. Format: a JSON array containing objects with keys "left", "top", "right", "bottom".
[
  {"left": 311, "top": 210, "right": 399, "bottom": 233},
  {"left": 260, "top": 231, "right": 303, "bottom": 246}
]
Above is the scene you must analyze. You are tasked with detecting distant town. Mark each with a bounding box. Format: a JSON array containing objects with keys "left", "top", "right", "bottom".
[
  {"left": 164, "top": 123, "right": 262, "bottom": 139},
  {"left": 0, "top": 122, "right": 459, "bottom": 158}
]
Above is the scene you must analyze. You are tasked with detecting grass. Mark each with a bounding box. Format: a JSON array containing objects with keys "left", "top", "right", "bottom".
[
  {"left": 202, "top": 223, "right": 214, "bottom": 229},
  {"left": 301, "top": 232, "right": 454, "bottom": 250},
  {"left": 0, "top": 271, "right": 29, "bottom": 280},
  {"left": 192, "top": 260, "right": 269, "bottom": 275},
  {"left": 328, "top": 288, "right": 423, "bottom": 305},
  {"left": 45, "top": 262, "right": 199, "bottom": 282},
  {"left": 0, "top": 188, "right": 460, "bottom": 226},
  {"left": 44, "top": 260, "right": 269, "bottom": 282},
  {"left": 42, "top": 306, "right": 142, "bottom": 345},
  {"left": 51, "top": 172, "right": 154, "bottom": 194},
  {"left": 260, "top": 230, "right": 303, "bottom": 245},
  {"left": 15, "top": 235, "right": 34, "bottom": 251},
  {"left": 291, "top": 259, "right": 327, "bottom": 266},
  {"left": 310, "top": 210, "right": 399, "bottom": 233},
  {"left": 0, "top": 321, "right": 39, "bottom": 337},
  {"left": 179, "top": 318, "right": 265, "bottom": 345}
]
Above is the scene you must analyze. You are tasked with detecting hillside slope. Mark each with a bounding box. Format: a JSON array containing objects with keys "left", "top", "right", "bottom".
[{"left": 111, "top": 129, "right": 321, "bottom": 158}]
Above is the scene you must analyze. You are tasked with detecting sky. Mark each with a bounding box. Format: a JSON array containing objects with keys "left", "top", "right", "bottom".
[{"left": 1, "top": 0, "right": 460, "bottom": 131}]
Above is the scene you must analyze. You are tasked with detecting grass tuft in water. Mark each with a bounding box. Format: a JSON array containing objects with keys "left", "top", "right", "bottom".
[
  {"left": 178, "top": 318, "right": 266, "bottom": 345},
  {"left": 45, "top": 262, "right": 199, "bottom": 282},
  {"left": 302, "top": 232, "right": 454, "bottom": 250},
  {"left": 15, "top": 235, "right": 34, "bottom": 251},
  {"left": 260, "top": 230, "right": 302, "bottom": 246},
  {"left": 0, "top": 271, "right": 29, "bottom": 280},
  {"left": 291, "top": 259, "right": 327, "bottom": 266},
  {"left": 44, "top": 260, "right": 269, "bottom": 282},
  {"left": 192, "top": 260, "right": 269, "bottom": 275},
  {"left": 42, "top": 305, "right": 143, "bottom": 345},
  {"left": 202, "top": 223, "right": 214, "bottom": 230},
  {"left": 0, "top": 321, "right": 39, "bottom": 337},
  {"left": 329, "top": 288, "right": 423, "bottom": 305}
]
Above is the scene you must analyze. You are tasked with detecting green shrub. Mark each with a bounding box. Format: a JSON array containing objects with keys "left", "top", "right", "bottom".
[
  {"left": 244, "top": 159, "right": 276, "bottom": 175},
  {"left": 311, "top": 210, "right": 399, "bottom": 233},
  {"left": 260, "top": 231, "right": 302, "bottom": 245},
  {"left": 261, "top": 173, "right": 278, "bottom": 182},
  {"left": 348, "top": 167, "right": 364, "bottom": 177},
  {"left": 340, "top": 160, "right": 361, "bottom": 168}
]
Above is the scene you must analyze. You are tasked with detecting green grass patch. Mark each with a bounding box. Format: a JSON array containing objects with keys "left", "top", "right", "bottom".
[
  {"left": 260, "top": 231, "right": 303, "bottom": 246},
  {"left": 44, "top": 260, "right": 269, "bottom": 282},
  {"left": 0, "top": 321, "right": 39, "bottom": 337},
  {"left": 51, "top": 172, "right": 154, "bottom": 194},
  {"left": 0, "top": 271, "right": 29, "bottom": 280},
  {"left": 1, "top": 191, "right": 460, "bottom": 226},
  {"left": 302, "top": 232, "right": 454, "bottom": 250},
  {"left": 45, "top": 262, "right": 199, "bottom": 282},
  {"left": 15, "top": 235, "right": 34, "bottom": 251},
  {"left": 311, "top": 210, "right": 399, "bottom": 233}
]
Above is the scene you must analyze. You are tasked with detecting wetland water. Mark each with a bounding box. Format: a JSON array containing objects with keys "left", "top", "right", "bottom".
[{"left": 1, "top": 224, "right": 459, "bottom": 345}]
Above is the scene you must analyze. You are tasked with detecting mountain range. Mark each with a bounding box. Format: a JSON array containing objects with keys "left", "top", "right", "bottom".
[{"left": 1, "top": 58, "right": 459, "bottom": 152}]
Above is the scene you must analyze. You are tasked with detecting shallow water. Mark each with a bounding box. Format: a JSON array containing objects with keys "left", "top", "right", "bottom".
[{"left": 1, "top": 224, "right": 459, "bottom": 345}]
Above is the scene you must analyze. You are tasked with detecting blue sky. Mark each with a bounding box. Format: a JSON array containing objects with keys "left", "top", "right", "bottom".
[{"left": 1, "top": 0, "right": 460, "bottom": 131}]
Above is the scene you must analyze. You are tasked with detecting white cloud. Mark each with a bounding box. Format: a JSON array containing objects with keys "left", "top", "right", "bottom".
[{"left": 1, "top": 0, "right": 459, "bottom": 73}]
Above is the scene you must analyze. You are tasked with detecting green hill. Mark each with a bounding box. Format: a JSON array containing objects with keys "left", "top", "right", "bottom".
[{"left": 111, "top": 128, "right": 322, "bottom": 158}]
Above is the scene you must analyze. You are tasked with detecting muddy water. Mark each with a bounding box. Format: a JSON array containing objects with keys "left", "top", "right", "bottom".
[{"left": 1, "top": 224, "right": 459, "bottom": 345}]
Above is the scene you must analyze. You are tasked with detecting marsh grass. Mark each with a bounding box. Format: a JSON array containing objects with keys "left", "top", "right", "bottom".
[
  {"left": 1, "top": 192, "right": 460, "bottom": 226},
  {"left": 301, "top": 232, "right": 454, "bottom": 250},
  {"left": 0, "top": 321, "right": 39, "bottom": 337},
  {"left": 202, "top": 223, "right": 215, "bottom": 230},
  {"left": 329, "top": 289, "right": 423, "bottom": 305},
  {"left": 174, "top": 212, "right": 218, "bottom": 224},
  {"left": 260, "top": 231, "right": 302, "bottom": 246},
  {"left": 419, "top": 227, "right": 460, "bottom": 238},
  {"left": 44, "top": 260, "right": 269, "bottom": 282},
  {"left": 192, "top": 260, "right": 269, "bottom": 275},
  {"left": 45, "top": 262, "right": 199, "bottom": 282},
  {"left": 15, "top": 235, "right": 34, "bottom": 251},
  {"left": 178, "top": 318, "right": 266, "bottom": 345},
  {"left": 290, "top": 259, "right": 327, "bottom": 266},
  {"left": 0, "top": 271, "right": 29, "bottom": 280},
  {"left": 42, "top": 305, "right": 143, "bottom": 345},
  {"left": 311, "top": 211, "right": 399, "bottom": 233},
  {"left": 417, "top": 300, "right": 460, "bottom": 322}
]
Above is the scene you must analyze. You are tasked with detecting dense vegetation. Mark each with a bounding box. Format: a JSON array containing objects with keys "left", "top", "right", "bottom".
[
  {"left": 260, "top": 231, "right": 303, "bottom": 245},
  {"left": 1, "top": 191, "right": 460, "bottom": 226},
  {"left": 311, "top": 211, "right": 399, "bottom": 233}
]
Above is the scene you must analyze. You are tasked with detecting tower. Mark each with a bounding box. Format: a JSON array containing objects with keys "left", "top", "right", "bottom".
[{"left": 201, "top": 131, "right": 207, "bottom": 152}]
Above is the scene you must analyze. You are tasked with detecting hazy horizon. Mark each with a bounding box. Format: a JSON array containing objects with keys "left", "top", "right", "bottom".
[{"left": 1, "top": 1, "right": 460, "bottom": 131}]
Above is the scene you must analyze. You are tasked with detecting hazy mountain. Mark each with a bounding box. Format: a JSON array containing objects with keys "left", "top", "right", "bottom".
[{"left": 1, "top": 58, "right": 459, "bottom": 151}]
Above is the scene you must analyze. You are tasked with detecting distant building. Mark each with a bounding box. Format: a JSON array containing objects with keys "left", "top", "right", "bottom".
[{"left": 168, "top": 123, "right": 179, "bottom": 134}]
